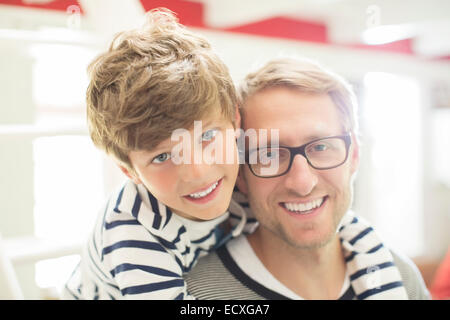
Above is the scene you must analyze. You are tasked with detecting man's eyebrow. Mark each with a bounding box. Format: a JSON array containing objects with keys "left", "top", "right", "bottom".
[
  {"left": 276, "top": 133, "right": 332, "bottom": 147},
  {"left": 303, "top": 134, "right": 329, "bottom": 141}
]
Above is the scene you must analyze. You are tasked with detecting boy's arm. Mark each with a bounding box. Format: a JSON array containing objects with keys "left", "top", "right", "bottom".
[{"left": 102, "top": 229, "right": 194, "bottom": 300}]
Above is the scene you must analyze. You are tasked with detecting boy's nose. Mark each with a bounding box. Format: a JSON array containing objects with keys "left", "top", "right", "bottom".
[
  {"left": 283, "top": 155, "right": 318, "bottom": 196},
  {"left": 178, "top": 161, "right": 211, "bottom": 182}
]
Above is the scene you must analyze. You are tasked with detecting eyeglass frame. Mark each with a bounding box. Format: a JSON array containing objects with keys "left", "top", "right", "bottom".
[{"left": 244, "top": 133, "right": 352, "bottom": 178}]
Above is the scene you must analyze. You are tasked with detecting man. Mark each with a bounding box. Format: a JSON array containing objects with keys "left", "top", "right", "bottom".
[{"left": 185, "top": 57, "right": 430, "bottom": 300}]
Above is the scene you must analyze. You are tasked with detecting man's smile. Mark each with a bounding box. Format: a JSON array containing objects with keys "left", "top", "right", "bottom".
[{"left": 279, "top": 196, "right": 328, "bottom": 217}]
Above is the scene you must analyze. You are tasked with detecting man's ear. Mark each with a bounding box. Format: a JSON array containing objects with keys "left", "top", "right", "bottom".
[
  {"left": 118, "top": 164, "right": 142, "bottom": 185},
  {"left": 349, "top": 133, "right": 360, "bottom": 175},
  {"left": 235, "top": 167, "right": 248, "bottom": 195},
  {"left": 234, "top": 104, "right": 241, "bottom": 138}
]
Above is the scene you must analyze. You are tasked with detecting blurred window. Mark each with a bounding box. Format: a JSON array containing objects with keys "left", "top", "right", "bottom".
[
  {"left": 0, "top": 29, "right": 124, "bottom": 297},
  {"left": 360, "top": 72, "right": 424, "bottom": 257}
]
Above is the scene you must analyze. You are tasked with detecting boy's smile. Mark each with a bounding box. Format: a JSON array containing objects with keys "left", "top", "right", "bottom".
[{"left": 183, "top": 178, "right": 222, "bottom": 202}]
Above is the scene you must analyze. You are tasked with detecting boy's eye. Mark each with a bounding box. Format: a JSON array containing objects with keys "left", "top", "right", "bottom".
[
  {"left": 201, "top": 129, "right": 218, "bottom": 142},
  {"left": 151, "top": 152, "right": 171, "bottom": 164}
]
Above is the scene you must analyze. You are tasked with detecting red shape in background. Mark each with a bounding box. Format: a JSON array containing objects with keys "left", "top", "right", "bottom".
[
  {"left": 223, "top": 16, "right": 328, "bottom": 44},
  {"left": 3, "top": 0, "right": 442, "bottom": 58},
  {"left": 139, "top": 0, "right": 204, "bottom": 27},
  {"left": 0, "top": 0, "right": 83, "bottom": 14},
  {"left": 350, "top": 38, "right": 414, "bottom": 55}
]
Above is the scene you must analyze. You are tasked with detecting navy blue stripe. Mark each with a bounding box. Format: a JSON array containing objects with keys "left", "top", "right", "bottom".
[
  {"left": 113, "top": 187, "right": 125, "bottom": 213},
  {"left": 191, "top": 227, "right": 216, "bottom": 244},
  {"left": 104, "top": 219, "right": 139, "bottom": 230},
  {"left": 180, "top": 246, "right": 190, "bottom": 255},
  {"left": 88, "top": 245, "right": 120, "bottom": 292},
  {"left": 350, "top": 261, "right": 395, "bottom": 281},
  {"left": 185, "top": 245, "right": 214, "bottom": 272},
  {"left": 345, "top": 243, "right": 384, "bottom": 263},
  {"left": 153, "top": 235, "right": 177, "bottom": 250},
  {"left": 89, "top": 239, "right": 113, "bottom": 280},
  {"left": 340, "top": 216, "right": 359, "bottom": 232},
  {"left": 131, "top": 195, "right": 142, "bottom": 218},
  {"left": 172, "top": 225, "right": 187, "bottom": 244},
  {"left": 174, "top": 255, "right": 184, "bottom": 272},
  {"left": 93, "top": 284, "right": 99, "bottom": 300},
  {"left": 186, "top": 247, "right": 203, "bottom": 271},
  {"left": 163, "top": 207, "right": 172, "bottom": 228},
  {"left": 100, "top": 200, "right": 110, "bottom": 240},
  {"left": 356, "top": 281, "right": 404, "bottom": 300},
  {"left": 368, "top": 243, "right": 384, "bottom": 253},
  {"left": 349, "top": 227, "right": 373, "bottom": 245},
  {"left": 64, "top": 285, "right": 80, "bottom": 300},
  {"left": 92, "top": 233, "right": 99, "bottom": 257},
  {"left": 121, "top": 279, "right": 184, "bottom": 295},
  {"left": 345, "top": 251, "right": 357, "bottom": 262},
  {"left": 152, "top": 214, "right": 162, "bottom": 230},
  {"left": 148, "top": 191, "right": 162, "bottom": 229},
  {"left": 110, "top": 263, "right": 180, "bottom": 278},
  {"left": 174, "top": 292, "right": 184, "bottom": 300},
  {"left": 174, "top": 246, "right": 209, "bottom": 273},
  {"left": 102, "top": 240, "right": 166, "bottom": 256}
]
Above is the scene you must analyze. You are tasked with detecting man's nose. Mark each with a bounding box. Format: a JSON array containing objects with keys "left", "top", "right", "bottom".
[{"left": 283, "top": 154, "right": 318, "bottom": 196}]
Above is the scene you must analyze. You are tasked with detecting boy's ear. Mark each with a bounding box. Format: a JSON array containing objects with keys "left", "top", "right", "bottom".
[
  {"left": 118, "top": 164, "right": 142, "bottom": 185},
  {"left": 235, "top": 167, "right": 248, "bottom": 195}
]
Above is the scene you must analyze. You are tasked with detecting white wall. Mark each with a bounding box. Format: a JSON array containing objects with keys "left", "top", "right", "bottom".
[{"left": 1, "top": 5, "right": 449, "bottom": 298}]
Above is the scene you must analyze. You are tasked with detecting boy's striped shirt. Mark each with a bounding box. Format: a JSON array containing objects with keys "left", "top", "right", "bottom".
[{"left": 63, "top": 180, "right": 248, "bottom": 300}]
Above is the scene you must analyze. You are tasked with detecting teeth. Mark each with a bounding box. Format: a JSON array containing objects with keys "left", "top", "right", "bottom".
[
  {"left": 284, "top": 198, "right": 324, "bottom": 214},
  {"left": 188, "top": 181, "right": 219, "bottom": 199}
]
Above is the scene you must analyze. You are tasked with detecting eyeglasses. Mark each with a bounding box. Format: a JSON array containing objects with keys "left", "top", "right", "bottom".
[{"left": 245, "top": 133, "right": 352, "bottom": 178}]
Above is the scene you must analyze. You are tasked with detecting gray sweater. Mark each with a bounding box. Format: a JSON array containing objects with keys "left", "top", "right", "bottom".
[{"left": 185, "top": 240, "right": 430, "bottom": 300}]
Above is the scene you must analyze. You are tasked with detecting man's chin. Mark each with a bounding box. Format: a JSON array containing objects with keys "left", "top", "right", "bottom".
[{"left": 282, "top": 226, "right": 337, "bottom": 250}]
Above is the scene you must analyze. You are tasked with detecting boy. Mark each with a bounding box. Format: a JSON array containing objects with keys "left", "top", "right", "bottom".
[{"left": 63, "top": 9, "right": 250, "bottom": 300}]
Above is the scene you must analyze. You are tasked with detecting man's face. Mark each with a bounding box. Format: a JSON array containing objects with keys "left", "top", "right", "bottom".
[
  {"left": 238, "top": 87, "right": 359, "bottom": 249},
  {"left": 121, "top": 110, "right": 240, "bottom": 221}
]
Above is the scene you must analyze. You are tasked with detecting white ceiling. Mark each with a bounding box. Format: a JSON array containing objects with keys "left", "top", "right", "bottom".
[
  {"left": 1, "top": 0, "right": 449, "bottom": 58},
  {"left": 197, "top": 0, "right": 450, "bottom": 58}
]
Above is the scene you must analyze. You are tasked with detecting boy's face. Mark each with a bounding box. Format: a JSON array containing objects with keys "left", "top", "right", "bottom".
[{"left": 120, "top": 109, "right": 240, "bottom": 221}]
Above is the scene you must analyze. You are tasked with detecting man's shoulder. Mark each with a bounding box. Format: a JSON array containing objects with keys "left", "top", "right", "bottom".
[
  {"left": 389, "top": 248, "right": 431, "bottom": 300},
  {"left": 186, "top": 244, "right": 268, "bottom": 300}
]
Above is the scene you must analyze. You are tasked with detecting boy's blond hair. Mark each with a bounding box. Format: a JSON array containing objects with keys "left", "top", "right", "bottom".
[
  {"left": 87, "top": 9, "right": 237, "bottom": 170},
  {"left": 238, "top": 57, "right": 358, "bottom": 134}
]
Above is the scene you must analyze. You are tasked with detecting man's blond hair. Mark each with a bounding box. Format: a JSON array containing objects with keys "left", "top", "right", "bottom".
[
  {"left": 87, "top": 9, "right": 237, "bottom": 170},
  {"left": 238, "top": 57, "right": 358, "bottom": 134}
]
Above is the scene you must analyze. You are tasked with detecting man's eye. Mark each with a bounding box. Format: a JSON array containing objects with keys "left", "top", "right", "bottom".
[
  {"left": 259, "top": 149, "right": 279, "bottom": 161},
  {"left": 152, "top": 153, "right": 171, "bottom": 164},
  {"left": 201, "top": 129, "right": 218, "bottom": 142},
  {"left": 311, "top": 143, "right": 328, "bottom": 152}
]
